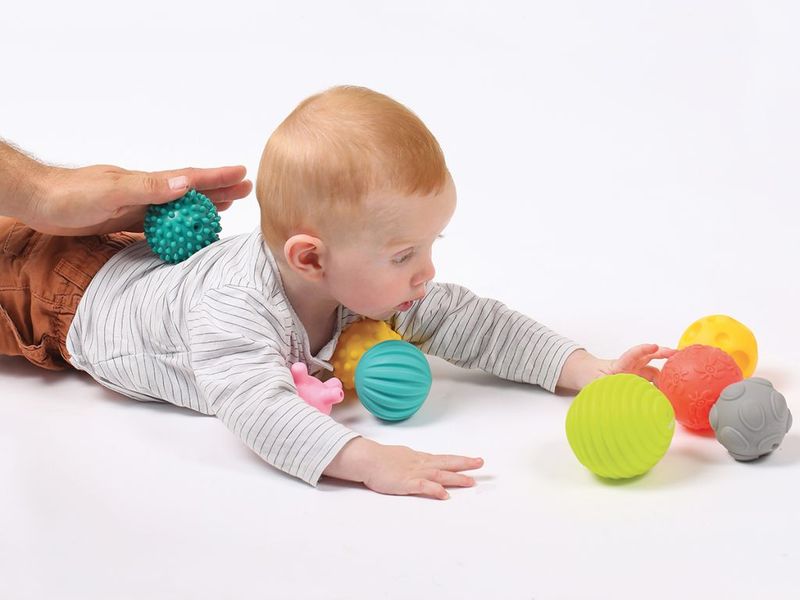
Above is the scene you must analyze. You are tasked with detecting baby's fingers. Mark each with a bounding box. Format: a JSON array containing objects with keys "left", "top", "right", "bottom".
[
  {"left": 409, "top": 478, "right": 450, "bottom": 500},
  {"left": 407, "top": 469, "right": 477, "bottom": 500},
  {"left": 426, "top": 469, "right": 477, "bottom": 488},
  {"left": 636, "top": 365, "right": 660, "bottom": 382},
  {"left": 646, "top": 346, "right": 677, "bottom": 360},
  {"left": 428, "top": 455, "right": 484, "bottom": 472},
  {"left": 613, "top": 345, "right": 653, "bottom": 370}
]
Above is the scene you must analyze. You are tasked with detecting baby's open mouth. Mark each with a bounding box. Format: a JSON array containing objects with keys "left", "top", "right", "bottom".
[{"left": 395, "top": 294, "right": 425, "bottom": 311}]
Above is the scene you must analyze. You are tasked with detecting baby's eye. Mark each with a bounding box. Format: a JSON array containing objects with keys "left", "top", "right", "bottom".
[{"left": 392, "top": 251, "right": 414, "bottom": 264}]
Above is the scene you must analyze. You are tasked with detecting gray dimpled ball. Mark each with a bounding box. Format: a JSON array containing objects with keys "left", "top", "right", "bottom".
[{"left": 709, "top": 377, "right": 792, "bottom": 461}]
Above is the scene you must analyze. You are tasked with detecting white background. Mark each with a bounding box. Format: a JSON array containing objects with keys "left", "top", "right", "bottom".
[{"left": 2, "top": 2, "right": 799, "bottom": 598}]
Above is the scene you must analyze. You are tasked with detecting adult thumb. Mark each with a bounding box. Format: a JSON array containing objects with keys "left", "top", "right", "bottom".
[{"left": 128, "top": 171, "right": 190, "bottom": 206}]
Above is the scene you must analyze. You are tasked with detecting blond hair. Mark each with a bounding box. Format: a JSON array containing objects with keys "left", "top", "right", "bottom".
[{"left": 256, "top": 85, "right": 449, "bottom": 253}]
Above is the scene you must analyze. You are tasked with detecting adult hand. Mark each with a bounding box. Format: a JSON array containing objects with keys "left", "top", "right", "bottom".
[{"left": 26, "top": 163, "right": 252, "bottom": 235}]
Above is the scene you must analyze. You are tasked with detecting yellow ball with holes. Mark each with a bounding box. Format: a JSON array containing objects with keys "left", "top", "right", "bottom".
[
  {"left": 332, "top": 320, "right": 401, "bottom": 390},
  {"left": 678, "top": 314, "right": 758, "bottom": 378}
]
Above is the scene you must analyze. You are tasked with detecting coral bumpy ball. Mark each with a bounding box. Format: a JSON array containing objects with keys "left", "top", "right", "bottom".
[
  {"left": 144, "top": 189, "right": 222, "bottom": 264},
  {"left": 656, "top": 344, "right": 743, "bottom": 431}
]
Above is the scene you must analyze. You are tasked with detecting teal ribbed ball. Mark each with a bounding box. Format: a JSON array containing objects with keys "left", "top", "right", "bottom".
[
  {"left": 144, "top": 189, "right": 221, "bottom": 263},
  {"left": 355, "top": 340, "right": 432, "bottom": 422}
]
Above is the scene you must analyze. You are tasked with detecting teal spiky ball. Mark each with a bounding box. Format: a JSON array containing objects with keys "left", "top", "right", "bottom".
[
  {"left": 355, "top": 340, "right": 432, "bottom": 422},
  {"left": 144, "top": 189, "right": 221, "bottom": 263}
]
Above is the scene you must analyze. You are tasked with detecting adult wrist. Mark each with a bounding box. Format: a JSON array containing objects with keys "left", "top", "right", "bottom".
[
  {"left": 0, "top": 147, "right": 50, "bottom": 223},
  {"left": 22, "top": 162, "right": 54, "bottom": 223}
]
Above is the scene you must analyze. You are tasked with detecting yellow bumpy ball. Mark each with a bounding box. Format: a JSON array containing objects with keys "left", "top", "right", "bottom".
[
  {"left": 332, "top": 320, "right": 401, "bottom": 390},
  {"left": 678, "top": 314, "right": 758, "bottom": 377}
]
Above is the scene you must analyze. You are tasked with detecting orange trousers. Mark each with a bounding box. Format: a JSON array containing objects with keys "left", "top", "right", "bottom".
[{"left": 0, "top": 217, "right": 143, "bottom": 370}]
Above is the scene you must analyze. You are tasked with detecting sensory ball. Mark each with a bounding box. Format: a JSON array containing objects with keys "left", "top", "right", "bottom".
[
  {"left": 565, "top": 374, "right": 675, "bottom": 480},
  {"left": 679, "top": 314, "right": 758, "bottom": 377},
  {"left": 355, "top": 340, "right": 432, "bottom": 422},
  {"left": 144, "top": 189, "right": 221, "bottom": 264},
  {"left": 709, "top": 377, "right": 793, "bottom": 461},
  {"left": 332, "top": 319, "right": 401, "bottom": 390},
  {"left": 656, "top": 344, "right": 743, "bottom": 431}
]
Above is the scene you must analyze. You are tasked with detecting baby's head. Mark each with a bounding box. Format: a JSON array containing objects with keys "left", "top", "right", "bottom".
[{"left": 256, "top": 86, "right": 456, "bottom": 320}]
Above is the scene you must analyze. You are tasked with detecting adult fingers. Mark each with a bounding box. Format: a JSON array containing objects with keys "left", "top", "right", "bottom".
[
  {"left": 126, "top": 166, "right": 249, "bottom": 206},
  {"left": 156, "top": 165, "right": 249, "bottom": 192},
  {"left": 201, "top": 179, "right": 253, "bottom": 205}
]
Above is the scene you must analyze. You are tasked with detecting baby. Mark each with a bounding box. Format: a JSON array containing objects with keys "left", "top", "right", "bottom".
[{"left": 0, "top": 85, "right": 673, "bottom": 500}]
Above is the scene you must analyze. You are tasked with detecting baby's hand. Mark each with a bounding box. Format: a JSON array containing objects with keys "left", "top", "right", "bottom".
[
  {"left": 560, "top": 345, "right": 677, "bottom": 391},
  {"left": 324, "top": 437, "right": 484, "bottom": 500},
  {"left": 362, "top": 443, "right": 484, "bottom": 500},
  {"left": 601, "top": 343, "right": 676, "bottom": 382}
]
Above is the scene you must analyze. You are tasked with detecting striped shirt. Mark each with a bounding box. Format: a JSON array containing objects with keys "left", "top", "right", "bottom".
[{"left": 66, "top": 229, "right": 581, "bottom": 485}]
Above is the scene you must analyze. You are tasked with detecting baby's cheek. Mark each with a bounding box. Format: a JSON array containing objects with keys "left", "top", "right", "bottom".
[
  {"left": 339, "top": 275, "right": 382, "bottom": 308},
  {"left": 359, "top": 285, "right": 387, "bottom": 308}
]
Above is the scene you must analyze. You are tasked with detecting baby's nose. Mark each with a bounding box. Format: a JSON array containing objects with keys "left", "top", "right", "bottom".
[{"left": 412, "top": 262, "right": 435, "bottom": 287}]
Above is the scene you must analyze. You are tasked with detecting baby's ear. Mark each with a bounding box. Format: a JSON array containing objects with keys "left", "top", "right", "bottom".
[{"left": 284, "top": 234, "right": 325, "bottom": 280}]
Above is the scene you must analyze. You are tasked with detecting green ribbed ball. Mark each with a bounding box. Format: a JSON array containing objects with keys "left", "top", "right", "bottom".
[
  {"left": 355, "top": 340, "right": 432, "bottom": 422},
  {"left": 144, "top": 189, "right": 221, "bottom": 263},
  {"left": 565, "top": 374, "right": 675, "bottom": 479}
]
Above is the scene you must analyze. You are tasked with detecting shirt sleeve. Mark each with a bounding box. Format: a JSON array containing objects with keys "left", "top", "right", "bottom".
[
  {"left": 187, "top": 287, "right": 360, "bottom": 486},
  {"left": 390, "top": 282, "right": 583, "bottom": 393}
]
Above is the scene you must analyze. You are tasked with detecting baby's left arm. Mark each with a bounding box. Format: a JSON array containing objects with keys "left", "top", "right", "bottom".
[
  {"left": 390, "top": 282, "right": 582, "bottom": 393},
  {"left": 391, "top": 282, "right": 675, "bottom": 395},
  {"left": 556, "top": 344, "right": 677, "bottom": 393}
]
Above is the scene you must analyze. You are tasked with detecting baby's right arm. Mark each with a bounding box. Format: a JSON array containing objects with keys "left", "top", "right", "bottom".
[
  {"left": 188, "top": 289, "right": 483, "bottom": 498},
  {"left": 323, "top": 437, "right": 484, "bottom": 500}
]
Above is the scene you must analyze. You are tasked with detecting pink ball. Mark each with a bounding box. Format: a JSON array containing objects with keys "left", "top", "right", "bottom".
[{"left": 656, "top": 344, "right": 743, "bottom": 431}]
